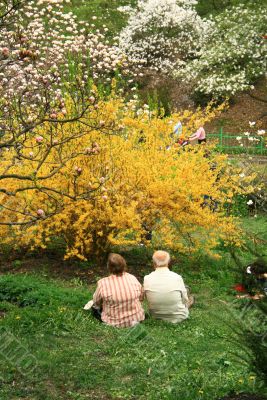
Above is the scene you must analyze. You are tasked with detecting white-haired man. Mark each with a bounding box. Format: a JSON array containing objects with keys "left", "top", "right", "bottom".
[{"left": 144, "top": 250, "right": 190, "bottom": 323}]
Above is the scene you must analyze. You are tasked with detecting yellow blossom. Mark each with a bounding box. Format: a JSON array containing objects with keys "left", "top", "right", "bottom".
[{"left": 0, "top": 94, "right": 254, "bottom": 264}]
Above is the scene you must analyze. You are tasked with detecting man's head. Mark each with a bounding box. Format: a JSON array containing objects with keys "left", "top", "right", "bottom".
[{"left": 152, "top": 250, "right": 170, "bottom": 269}]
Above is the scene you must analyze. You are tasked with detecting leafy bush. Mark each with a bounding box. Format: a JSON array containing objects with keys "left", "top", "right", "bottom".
[{"left": 1, "top": 94, "right": 255, "bottom": 263}]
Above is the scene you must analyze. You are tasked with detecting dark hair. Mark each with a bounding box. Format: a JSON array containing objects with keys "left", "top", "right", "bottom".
[
  {"left": 107, "top": 253, "right": 127, "bottom": 276},
  {"left": 249, "top": 259, "right": 267, "bottom": 276}
]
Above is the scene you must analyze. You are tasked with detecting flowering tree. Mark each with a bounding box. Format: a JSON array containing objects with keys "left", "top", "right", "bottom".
[
  {"left": 175, "top": 5, "right": 267, "bottom": 98},
  {"left": 119, "top": 1, "right": 266, "bottom": 99},
  {"left": 118, "top": 0, "right": 211, "bottom": 73},
  {"left": 1, "top": 94, "right": 254, "bottom": 264},
  {"left": 0, "top": 0, "right": 131, "bottom": 226}
]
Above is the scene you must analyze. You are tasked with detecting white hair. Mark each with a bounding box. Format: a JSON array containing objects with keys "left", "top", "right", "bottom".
[{"left": 152, "top": 250, "right": 170, "bottom": 267}]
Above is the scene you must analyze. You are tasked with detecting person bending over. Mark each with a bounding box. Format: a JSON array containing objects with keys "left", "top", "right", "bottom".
[
  {"left": 144, "top": 250, "right": 191, "bottom": 323},
  {"left": 86, "top": 253, "right": 145, "bottom": 327},
  {"left": 189, "top": 123, "right": 206, "bottom": 144}
]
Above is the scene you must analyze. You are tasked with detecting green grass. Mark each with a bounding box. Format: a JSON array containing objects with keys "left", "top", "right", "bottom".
[
  {"left": 0, "top": 218, "right": 267, "bottom": 400},
  {"left": 195, "top": 0, "right": 261, "bottom": 16},
  {"left": 64, "top": 0, "right": 137, "bottom": 39},
  {"left": 64, "top": 0, "right": 259, "bottom": 38}
]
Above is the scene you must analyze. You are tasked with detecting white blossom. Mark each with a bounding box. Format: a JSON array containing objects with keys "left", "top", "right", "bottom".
[
  {"left": 118, "top": 0, "right": 211, "bottom": 74},
  {"left": 175, "top": 5, "right": 267, "bottom": 98}
]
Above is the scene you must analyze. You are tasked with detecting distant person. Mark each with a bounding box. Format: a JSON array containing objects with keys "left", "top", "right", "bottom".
[
  {"left": 84, "top": 253, "right": 145, "bottom": 327},
  {"left": 234, "top": 258, "right": 267, "bottom": 299},
  {"left": 189, "top": 122, "right": 206, "bottom": 144},
  {"left": 245, "top": 259, "right": 267, "bottom": 296},
  {"left": 144, "top": 250, "right": 192, "bottom": 323},
  {"left": 173, "top": 121, "right": 183, "bottom": 137}
]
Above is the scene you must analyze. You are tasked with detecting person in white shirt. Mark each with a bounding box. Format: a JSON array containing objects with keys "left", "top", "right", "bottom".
[{"left": 144, "top": 250, "right": 190, "bottom": 323}]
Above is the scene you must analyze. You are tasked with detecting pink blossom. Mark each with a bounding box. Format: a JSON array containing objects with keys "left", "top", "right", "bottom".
[
  {"left": 1, "top": 47, "right": 9, "bottom": 57},
  {"left": 37, "top": 209, "right": 45, "bottom": 217},
  {"left": 74, "top": 166, "right": 82, "bottom": 174},
  {"left": 36, "top": 136, "right": 44, "bottom": 143}
]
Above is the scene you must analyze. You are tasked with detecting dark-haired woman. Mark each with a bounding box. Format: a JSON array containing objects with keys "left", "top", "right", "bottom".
[{"left": 88, "top": 253, "right": 145, "bottom": 327}]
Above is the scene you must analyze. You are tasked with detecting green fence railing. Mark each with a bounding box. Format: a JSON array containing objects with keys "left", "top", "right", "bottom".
[{"left": 207, "top": 128, "right": 266, "bottom": 155}]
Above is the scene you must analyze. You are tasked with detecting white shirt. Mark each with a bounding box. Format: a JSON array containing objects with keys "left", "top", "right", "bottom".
[{"left": 144, "top": 267, "right": 189, "bottom": 323}]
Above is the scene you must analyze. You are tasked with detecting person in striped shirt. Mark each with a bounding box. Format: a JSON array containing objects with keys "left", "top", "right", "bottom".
[{"left": 90, "top": 253, "right": 145, "bottom": 328}]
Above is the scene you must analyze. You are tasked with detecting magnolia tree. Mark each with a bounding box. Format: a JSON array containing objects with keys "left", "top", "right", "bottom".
[
  {"left": 118, "top": 0, "right": 212, "bottom": 73},
  {"left": 176, "top": 5, "right": 267, "bottom": 98},
  {"left": 0, "top": 0, "right": 132, "bottom": 226}
]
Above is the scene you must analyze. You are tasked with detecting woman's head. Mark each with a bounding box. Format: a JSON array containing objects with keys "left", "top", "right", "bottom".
[{"left": 107, "top": 253, "right": 127, "bottom": 276}]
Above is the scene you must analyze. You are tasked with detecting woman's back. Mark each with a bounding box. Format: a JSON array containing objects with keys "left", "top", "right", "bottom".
[{"left": 94, "top": 272, "right": 145, "bottom": 327}]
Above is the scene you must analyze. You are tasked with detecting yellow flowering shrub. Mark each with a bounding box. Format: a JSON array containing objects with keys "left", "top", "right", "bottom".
[{"left": 0, "top": 93, "right": 254, "bottom": 264}]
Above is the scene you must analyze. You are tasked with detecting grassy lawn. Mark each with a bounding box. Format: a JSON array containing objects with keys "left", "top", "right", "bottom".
[
  {"left": 0, "top": 216, "right": 266, "bottom": 400},
  {"left": 64, "top": 0, "right": 136, "bottom": 38}
]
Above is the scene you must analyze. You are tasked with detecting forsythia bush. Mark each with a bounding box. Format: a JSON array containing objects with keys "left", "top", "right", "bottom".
[{"left": 1, "top": 93, "right": 254, "bottom": 263}]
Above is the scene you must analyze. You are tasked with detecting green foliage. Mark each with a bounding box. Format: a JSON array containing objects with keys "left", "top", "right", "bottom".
[
  {"left": 246, "top": 298, "right": 267, "bottom": 385},
  {"left": 196, "top": 0, "right": 263, "bottom": 16},
  {"left": 144, "top": 87, "right": 172, "bottom": 116},
  {"left": 230, "top": 195, "right": 250, "bottom": 217},
  {"left": 64, "top": 0, "right": 137, "bottom": 38},
  {"left": 0, "top": 274, "right": 88, "bottom": 309}
]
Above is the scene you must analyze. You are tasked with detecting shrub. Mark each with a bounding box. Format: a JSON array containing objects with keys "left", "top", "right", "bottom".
[{"left": 1, "top": 94, "right": 255, "bottom": 264}]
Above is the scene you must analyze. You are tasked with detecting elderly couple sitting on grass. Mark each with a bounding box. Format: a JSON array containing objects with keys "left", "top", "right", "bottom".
[{"left": 84, "top": 250, "right": 194, "bottom": 328}]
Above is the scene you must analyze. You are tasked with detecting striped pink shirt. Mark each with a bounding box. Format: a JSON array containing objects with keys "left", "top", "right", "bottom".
[{"left": 93, "top": 273, "right": 145, "bottom": 328}]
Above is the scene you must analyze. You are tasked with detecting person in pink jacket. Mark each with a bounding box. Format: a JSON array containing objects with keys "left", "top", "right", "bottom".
[{"left": 189, "top": 124, "right": 206, "bottom": 144}]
